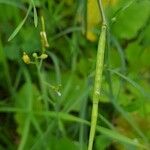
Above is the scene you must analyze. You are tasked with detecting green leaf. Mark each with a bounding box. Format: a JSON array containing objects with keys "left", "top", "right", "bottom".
[
  {"left": 112, "top": 0, "right": 150, "bottom": 39},
  {"left": 96, "top": 135, "right": 112, "bottom": 150},
  {"left": 14, "top": 83, "right": 43, "bottom": 135},
  {"left": 4, "top": 42, "right": 19, "bottom": 60},
  {"left": 0, "top": 107, "right": 146, "bottom": 148},
  {"left": 49, "top": 137, "right": 80, "bottom": 150},
  {"left": 142, "top": 24, "right": 150, "bottom": 46},
  {"left": 141, "top": 49, "right": 150, "bottom": 67},
  {"left": 20, "top": 26, "right": 40, "bottom": 52},
  {"left": 0, "top": 0, "right": 26, "bottom": 10},
  {"left": 109, "top": 48, "right": 121, "bottom": 68},
  {"left": 108, "top": 69, "right": 150, "bottom": 99},
  {"left": 125, "top": 42, "right": 142, "bottom": 71},
  {"left": 31, "top": 0, "right": 38, "bottom": 27}
]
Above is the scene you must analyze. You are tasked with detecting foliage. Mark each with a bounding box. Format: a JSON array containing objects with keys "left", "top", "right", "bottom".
[{"left": 0, "top": 0, "right": 150, "bottom": 149}]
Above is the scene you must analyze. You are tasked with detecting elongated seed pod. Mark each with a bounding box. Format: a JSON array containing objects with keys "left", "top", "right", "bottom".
[{"left": 88, "top": 24, "right": 107, "bottom": 150}]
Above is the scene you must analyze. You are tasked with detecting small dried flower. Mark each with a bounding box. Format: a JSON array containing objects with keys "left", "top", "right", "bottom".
[
  {"left": 40, "top": 31, "right": 49, "bottom": 48},
  {"left": 40, "top": 53, "right": 48, "bottom": 59},
  {"left": 22, "top": 52, "right": 30, "bottom": 64}
]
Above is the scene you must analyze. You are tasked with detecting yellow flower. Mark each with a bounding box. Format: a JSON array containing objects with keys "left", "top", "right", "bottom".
[
  {"left": 22, "top": 52, "right": 30, "bottom": 64},
  {"left": 87, "top": 0, "right": 118, "bottom": 41}
]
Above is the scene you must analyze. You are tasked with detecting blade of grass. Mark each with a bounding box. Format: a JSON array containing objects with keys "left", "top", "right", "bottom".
[
  {"left": 59, "top": 75, "right": 74, "bottom": 105},
  {"left": 30, "top": 0, "right": 38, "bottom": 27},
  {"left": 47, "top": 51, "right": 61, "bottom": 84},
  {"left": 0, "top": 130, "right": 14, "bottom": 150},
  {"left": 79, "top": 96, "right": 88, "bottom": 150},
  {"left": 99, "top": 114, "right": 115, "bottom": 130},
  {"left": 35, "top": 61, "right": 49, "bottom": 112},
  {"left": 18, "top": 117, "right": 31, "bottom": 150},
  {"left": 0, "top": 37, "right": 13, "bottom": 95},
  {"left": 30, "top": 116, "right": 47, "bottom": 149},
  {"left": 105, "top": 69, "right": 149, "bottom": 144},
  {"left": 0, "top": 0, "right": 26, "bottom": 11},
  {"left": 50, "top": 26, "right": 81, "bottom": 41},
  {"left": 111, "top": 36, "right": 126, "bottom": 73},
  {"left": 8, "top": 3, "right": 32, "bottom": 41},
  {"left": 62, "top": 86, "right": 90, "bottom": 113},
  {"left": 112, "top": 0, "right": 137, "bottom": 20},
  {"left": 108, "top": 69, "right": 150, "bottom": 99},
  {"left": 31, "top": 120, "right": 55, "bottom": 150},
  {"left": 76, "top": 0, "right": 87, "bottom": 34},
  {"left": 0, "top": 107, "right": 146, "bottom": 149},
  {"left": 18, "top": 68, "right": 33, "bottom": 150},
  {"left": 106, "top": 29, "right": 149, "bottom": 144}
]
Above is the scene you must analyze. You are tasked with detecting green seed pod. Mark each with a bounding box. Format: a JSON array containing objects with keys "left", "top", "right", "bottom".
[{"left": 32, "top": 53, "right": 38, "bottom": 58}]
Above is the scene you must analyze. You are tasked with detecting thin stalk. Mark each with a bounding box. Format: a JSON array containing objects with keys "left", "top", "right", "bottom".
[
  {"left": 88, "top": 0, "right": 107, "bottom": 150},
  {"left": 35, "top": 60, "right": 49, "bottom": 112},
  {"left": 98, "top": 0, "right": 107, "bottom": 25}
]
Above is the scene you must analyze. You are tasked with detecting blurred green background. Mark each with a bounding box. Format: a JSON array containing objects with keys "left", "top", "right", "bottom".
[{"left": 0, "top": 0, "right": 150, "bottom": 149}]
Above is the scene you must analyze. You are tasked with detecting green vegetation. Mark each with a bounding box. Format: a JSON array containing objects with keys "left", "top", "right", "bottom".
[{"left": 0, "top": 0, "right": 150, "bottom": 150}]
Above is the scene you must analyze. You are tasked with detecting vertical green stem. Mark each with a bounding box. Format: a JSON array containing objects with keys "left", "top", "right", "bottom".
[
  {"left": 88, "top": 1, "right": 107, "bottom": 149},
  {"left": 88, "top": 24, "right": 107, "bottom": 150}
]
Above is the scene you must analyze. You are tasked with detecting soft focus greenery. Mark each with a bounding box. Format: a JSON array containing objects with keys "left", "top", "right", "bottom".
[{"left": 0, "top": 0, "right": 150, "bottom": 150}]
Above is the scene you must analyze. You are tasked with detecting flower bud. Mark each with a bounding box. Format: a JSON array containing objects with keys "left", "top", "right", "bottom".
[
  {"left": 111, "top": 17, "right": 116, "bottom": 23},
  {"left": 32, "top": 53, "right": 38, "bottom": 58}
]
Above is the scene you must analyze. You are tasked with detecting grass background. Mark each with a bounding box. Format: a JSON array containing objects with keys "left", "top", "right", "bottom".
[{"left": 0, "top": 0, "right": 150, "bottom": 149}]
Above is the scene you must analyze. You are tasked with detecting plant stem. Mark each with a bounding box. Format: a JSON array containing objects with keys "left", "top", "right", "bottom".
[
  {"left": 98, "top": 0, "right": 107, "bottom": 25},
  {"left": 88, "top": 0, "right": 107, "bottom": 149}
]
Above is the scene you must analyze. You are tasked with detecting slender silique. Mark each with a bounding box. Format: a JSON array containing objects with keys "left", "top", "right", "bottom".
[{"left": 88, "top": 23, "right": 107, "bottom": 150}]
